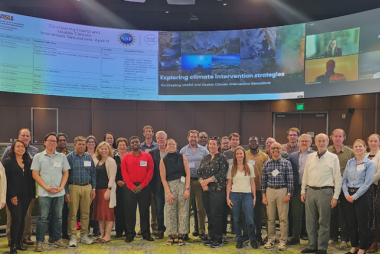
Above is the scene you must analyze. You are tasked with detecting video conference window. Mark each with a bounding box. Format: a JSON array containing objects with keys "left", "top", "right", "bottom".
[
  {"left": 359, "top": 50, "right": 380, "bottom": 80},
  {"left": 359, "top": 23, "right": 380, "bottom": 53},
  {"left": 305, "top": 28, "right": 360, "bottom": 60},
  {"left": 305, "top": 55, "right": 358, "bottom": 84}
]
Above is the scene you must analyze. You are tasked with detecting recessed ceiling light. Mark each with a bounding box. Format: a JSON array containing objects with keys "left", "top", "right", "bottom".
[{"left": 166, "top": 11, "right": 169, "bottom": 13}]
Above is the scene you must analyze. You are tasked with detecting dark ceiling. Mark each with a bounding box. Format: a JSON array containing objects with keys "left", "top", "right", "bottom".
[{"left": 1, "top": 0, "right": 380, "bottom": 31}]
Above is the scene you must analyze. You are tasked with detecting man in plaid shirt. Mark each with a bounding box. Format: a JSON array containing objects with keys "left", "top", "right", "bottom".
[
  {"left": 65, "top": 136, "right": 96, "bottom": 247},
  {"left": 261, "top": 142, "right": 293, "bottom": 251}
]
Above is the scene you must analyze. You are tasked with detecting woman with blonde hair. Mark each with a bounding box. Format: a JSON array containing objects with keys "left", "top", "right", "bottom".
[
  {"left": 366, "top": 134, "right": 380, "bottom": 253},
  {"left": 226, "top": 146, "right": 257, "bottom": 249},
  {"left": 342, "top": 139, "right": 374, "bottom": 254},
  {"left": 92, "top": 141, "right": 117, "bottom": 243},
  {"left": 160, "top": 139, "right": 190, "bottom": 246}
]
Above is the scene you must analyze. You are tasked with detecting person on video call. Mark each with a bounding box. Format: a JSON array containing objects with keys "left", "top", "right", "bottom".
[
  {"left": 324, "top": 39, "right": 342, "bottom": 58},
  {"left": 314, "top": 59, "right": 347, "bottom": 83}
]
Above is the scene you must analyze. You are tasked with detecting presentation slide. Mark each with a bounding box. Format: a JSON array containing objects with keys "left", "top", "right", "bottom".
[
  {"left": 1, "top": 8, "right": 380, "bottom": 101},
  {"left": 158, "top": 24, "right": 306, "bottom": 96}
]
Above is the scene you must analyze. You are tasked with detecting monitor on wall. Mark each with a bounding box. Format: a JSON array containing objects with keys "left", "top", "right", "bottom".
[{"left": 1, "top": 8, "right": 380, "bottom": 101}]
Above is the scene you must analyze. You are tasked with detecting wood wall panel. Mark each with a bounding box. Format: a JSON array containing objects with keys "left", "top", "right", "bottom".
[
  {"left": 0, "top": 106, "right": 18, "bottom": 141},
  {"left": 241, "top": 101, "right": 271, "bottom": 112},
  {"left": 0, "top": 92, "right": 18, "bottom": 106},
  {"left": 58, "top": 109, "right": 82, "bottom": 141},
  {"left": 136, "top": 110, "right": 167, "bottom": 139},
  {"left": 224, "top": 111, "right": 240, "bottom": 137},
  {"left": 241, "top": 112, "right": 272, "bottom": 145},
  {"left": 93, "top": 109, "right": 108, "bottom": 141},
  {"left": 196, "top": 111, "right": 225, "bottom": 138},
  {"left": 51, "top": 96, "right": 82, "bottom": 109},
  {"left": 137, "top": 101, "right": 166, "bottom": 111},
  {"left": 330, "top": 95, "right": 363, "bottom": 110},
  {"left": 81, "top": 110, "right": 92, "bottom": 137},
  {"left": 166, "top": 111, "right": 196, "bottom": 147},
  {"left": 106, "top": 110, "right": 137, "bottom": 140},
  {"left": 362, "top": 110, "right": 375, "bottom": 140},
  {"left": 17, "top": 107, "right": 32, "bottom": 133},
  {"left": 166, "top": 102, "right": 196, "bottom": 111},
  {"left": 363, "top": 94, "right": 376, "bottom": 110},
  {"left": 195, "top": 102, "right": 225, "bottom": 112},
  {"left": 329, "top": 110, "right": 363, "bottom": 145},
  {"left": 17, "top": 94, "right": 51, "bottom": 108}
]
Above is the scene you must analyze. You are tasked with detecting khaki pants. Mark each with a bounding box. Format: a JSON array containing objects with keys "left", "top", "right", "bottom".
[
  {"left": 189, "top": 179, "right": 206, "bottom": 234},
  {"left": 265, "top": 187, "right": 289, "bottom": 244},
  {"left": 67, "top": 184, "right": 92, "bottom": 237},
  {"left": 6, "top": 198, "right": 35, "bottom": 241}
]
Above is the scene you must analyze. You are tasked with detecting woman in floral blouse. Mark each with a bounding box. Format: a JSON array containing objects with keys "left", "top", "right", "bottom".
[{"left": 197, "top": 136, "right": 228, "bottom": 249}]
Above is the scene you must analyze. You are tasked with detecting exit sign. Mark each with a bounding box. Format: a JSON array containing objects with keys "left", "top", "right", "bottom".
[{"left": 296, "top": 103, "right": 304, "bottom": 110}]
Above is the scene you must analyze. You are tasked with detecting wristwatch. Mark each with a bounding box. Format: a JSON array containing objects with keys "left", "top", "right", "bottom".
[{"left": 108, "top": 187, "right": 112, "bottom": 190}]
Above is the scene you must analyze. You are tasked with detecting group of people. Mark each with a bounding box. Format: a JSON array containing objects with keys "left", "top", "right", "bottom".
[{"left": 0, "top": 126, "right": 379, "bottom": 254}]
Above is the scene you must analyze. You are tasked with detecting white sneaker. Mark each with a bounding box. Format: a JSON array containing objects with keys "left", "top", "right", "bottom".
[
  {"left": 264, "top": 242, "right": 274, "bottom": 249},
  {"left": 69, "top": 235, "right": 77, "bottom": 247},
  {"left": 278, "top": 243, "right": 286, "bottom": 251},
  {"left": 80, "top": 235, "right": 93, "bottom": 245}
]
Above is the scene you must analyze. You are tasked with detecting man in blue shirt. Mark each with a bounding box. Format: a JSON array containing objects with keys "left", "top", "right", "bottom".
[
  {"left": 262, "top": 142, "right": 293, "bottom": 251},
  {"left": 65, "top": 136, "right": 96, "bottom": 247},
  {"left": 31, "top": 132, "right": 70, "bottom": 251},
  {"left": 2, "top": 128, "right": 38, "bottom": 247},
  {"left": 180, "top": 130, "right": 209, "bottom": 239}
]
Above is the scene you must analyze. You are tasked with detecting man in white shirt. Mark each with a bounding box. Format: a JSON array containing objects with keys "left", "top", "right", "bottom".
[{"left": 300, "top": 133, "right": 342, "bottom": 254}]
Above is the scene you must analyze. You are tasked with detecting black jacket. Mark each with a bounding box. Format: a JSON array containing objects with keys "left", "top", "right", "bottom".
[
  {"left": 3, "top": 158, "right": 35, "bottom": 200},
  {"left": 149, "top": 148, "right": 163, "bottom": 193}
]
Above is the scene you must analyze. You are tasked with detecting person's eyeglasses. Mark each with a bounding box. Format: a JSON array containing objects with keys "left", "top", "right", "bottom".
[
  {"left": 222, "top": 142, "right": 229, "bottom": 145},
  {"left": 58, "top": 139, "right": 67, "bottom": 143},
  {"left": 300, "top": 140, "right": 311, "bottom": 143},
  {"left": 167, "top": 143, "right": 176, "bottom": 146},
  {"left": 249, "top": 140, "right": 258, "bottom": 144},
  {"left": 46, "top": 140, "right": 57, "bottom": 143},
  {"left": 270, "top": 147, "right": 281, "bottom": 150},
  {"left": 288, "top": 134, "right": 298, "bottom": 137},
  {"left": 87, "top": 141, "right": 95, "bottom": 144}
]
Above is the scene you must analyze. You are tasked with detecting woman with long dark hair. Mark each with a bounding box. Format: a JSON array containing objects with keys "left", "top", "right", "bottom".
[
  {"left": 4, "top": 140, "right": 35, "bottom": 254},
  {"left": 104, "top": 132, "right": 117, "bottom": 151},
  {"left": 198, "top": 136, "right": 228, "bottom": 248}
]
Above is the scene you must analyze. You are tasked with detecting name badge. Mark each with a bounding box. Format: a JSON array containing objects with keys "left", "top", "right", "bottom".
[
  {"left": 248, "top": 159, "right": 256, "bottom": 166},
  {"left": 140, "top": 160, "right": 147, "bottom": 167},
  {"left": 84, "top": 161, "right": 91, "bottom": 167},
  {"left": 357, "top": 164, "right": 365, "bottom": 171},
  {"left": 181, "top": 176, "right": 186, "bottom": 183},
  {"left": 189, "top": 162, "right": 195, "bottom": 168},
  {"left": 53, "top": 161, "right": 61, "bottom": 168},
  {"left": 272, "top": 169, "right": 280, "bottom": 177}
]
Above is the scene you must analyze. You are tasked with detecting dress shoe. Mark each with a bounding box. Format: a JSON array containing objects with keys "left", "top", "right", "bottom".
[
  {"left": 182, "top": 234, "right": 189, "bottom": 241},
  {"left": 192, "top": 230, "right": 199, "bottom": 236},
  {"left": 125, "top": 237, "right": 134, "bottom": 243},
  {"left": 301, "top": 235, "right": 309, "bottom": 240},
  {"left": 236, "top": 241, "right": 243, "bottom": 249},
  {"left": 301, "top": 248, "right": 318, "bottom": 253},
  {"left": 287, "top": 238, "right": 300, "bottom": 245},
  {"left": 143, "top": 236, "right": 154, "bottom": 241},
  {"left": 115, "top": 234, "right": 122, "bottom": 238},
  {"left": 23, "top": 237, "right": 34, "bottom": 245},
  {"left": 368, "top": 242, "right": 379, "bottom": 253},
  {"left": 17, "top": 241, "right": 27, "bottom": 250}
]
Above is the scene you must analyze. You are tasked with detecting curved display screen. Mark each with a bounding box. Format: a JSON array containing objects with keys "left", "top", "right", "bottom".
[{"left": 1, "top": 8, "right": 380, "bottom": 101}]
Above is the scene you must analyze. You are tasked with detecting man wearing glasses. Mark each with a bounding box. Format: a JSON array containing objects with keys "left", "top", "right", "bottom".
[
  {"left": 221, "top": 136, "right": 230, "bottom": 153},
  {"left": 245, "top": 135, "right": 270, "bottom": 245},
  {"left": 32, "top": 132, "right": 70, "bottom": 251},
  {"left": 300, "top": 134, "right": 342, "bottom": 254},
  {"left": 287, "top": 134, "right": 315, "bottom": 245},
  {"left": 261, "top": 142, "right": 293, "bottom": 251},
  {"left": 56, "top": 133, "right": 70, "bottom": 155},
  {"left": 282, "top": 128, "right": 301, "bottom": 155}
]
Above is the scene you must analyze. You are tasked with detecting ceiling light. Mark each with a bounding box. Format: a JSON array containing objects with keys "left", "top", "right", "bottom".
[
  {"left": 122, "top": 0, "right": 147, "bottom": 2},
  {"left": 167, "top": 0, "right": 195, "bottom": 5},
  {"left": 166, "top": 11, "right": 169, "bottom": 13}
]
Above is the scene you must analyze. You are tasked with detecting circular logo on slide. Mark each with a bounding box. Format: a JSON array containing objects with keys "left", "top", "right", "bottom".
[
  {"left": 144, "top": 34, "right": 157, "bottom": 45},
  {"left": 118, "top": 32, "right": 135, "bottom": 46}
]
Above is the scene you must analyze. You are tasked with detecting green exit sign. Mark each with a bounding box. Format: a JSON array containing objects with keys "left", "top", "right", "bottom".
[{"left": 296, "top": 103, "right": 304, "bottom": 110}]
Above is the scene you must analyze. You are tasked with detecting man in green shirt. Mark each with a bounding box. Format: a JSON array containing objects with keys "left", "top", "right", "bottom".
[{"left": 327, "top": 129, "right": 354, "bottom": 249}]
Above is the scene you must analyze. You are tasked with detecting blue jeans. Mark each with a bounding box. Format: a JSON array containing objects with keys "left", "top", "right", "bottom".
[
  {"left": 230, "top": 192, "right": 256, "bottom": 241},
  {"left": 36, "top": 196, "right": 64, "bottom": 242},
  {"left": 153, "top": 187, "right": 166, "bottom": 232}
]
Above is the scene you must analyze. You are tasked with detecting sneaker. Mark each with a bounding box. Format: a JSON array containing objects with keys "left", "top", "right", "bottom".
[
  {"left": 340, "top": 241, "right": 348, "bottom": 249},
  {"left": 204, "top": 240, "right": 214, "bottom": 246},
  {"left": 210, "top": 241, "right": 223, "bottom": 248},
  {"left": 236, "top": 241, "right": 243, "bottom": 249},
  {"left": 264, "top": 242, "right": 274, "bottom": 249},
  {"left": 278, "top": 243, "right": 286, "bottom": 251},
  {"left": 48, "top": 237, "right": 54, "bottom": 244},
  {"left": 80, "top": 235, "right": 93, "bottom": 245},
  {"left": 69, "top": 235, "right": 77, "bottom": 247},
  {"left": 35, "top": 241, "right": 44, "bottom": 252},
  {"left": 53, "top": 240, "right": 68, "bottom": 248},
  {"left": 222, "top": 234, "right": 227, "bottom": 242},
  {"left": 328, "top": 239, "right": 337, "bottom": 245},
  {"left": 251, "top": 240, "right": 258, "bottom": 249}
]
